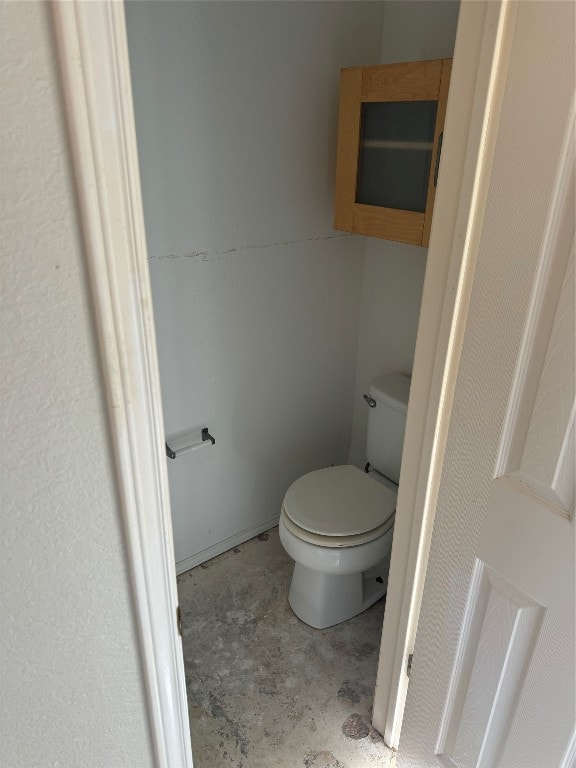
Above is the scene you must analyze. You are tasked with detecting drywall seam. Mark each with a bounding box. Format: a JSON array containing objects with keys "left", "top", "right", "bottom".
[{"left": 151, "top": 233, "right": 354, "bottom": 262}]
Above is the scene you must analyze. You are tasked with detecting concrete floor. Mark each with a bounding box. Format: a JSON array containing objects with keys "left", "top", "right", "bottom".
[{"left": 178, "top": 527, "right": 395, "bottom": 768}]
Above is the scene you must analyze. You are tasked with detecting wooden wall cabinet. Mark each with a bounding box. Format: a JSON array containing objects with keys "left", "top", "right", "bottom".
[{"left": 334, "top": 59, "right": 452, "bottom": 247}]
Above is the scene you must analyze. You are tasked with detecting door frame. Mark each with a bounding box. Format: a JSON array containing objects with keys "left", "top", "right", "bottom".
[
  {"left": 372, "top": 0, "right": 518, "bottom": 748},
  {"left": 51, "top": 0, "right": 515, "bottom": 762},
  {"left": 52, "top": 3, "right": 193, "bottom": 766}
]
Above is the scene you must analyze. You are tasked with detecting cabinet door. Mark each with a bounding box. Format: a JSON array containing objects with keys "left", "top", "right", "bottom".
[{"left": 334, "top": 59, "right": 451, "bottom": 246}]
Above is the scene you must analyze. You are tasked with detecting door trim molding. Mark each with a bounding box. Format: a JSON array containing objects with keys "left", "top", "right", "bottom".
[
  {"left": 372, "top": 0, "right": 519, "bottom": 749},
  {"left": 51, "top": 3, "right": 193, "bottom": 766}
]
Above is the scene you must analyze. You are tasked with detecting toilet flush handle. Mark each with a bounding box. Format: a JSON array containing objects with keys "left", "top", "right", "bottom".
[{"left": 363, "top": 394, "right": 376, "bottom": 408}]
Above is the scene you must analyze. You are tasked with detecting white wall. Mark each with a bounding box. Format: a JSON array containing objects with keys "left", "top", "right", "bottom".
[
  {"left": 348, "top": 0, "right": 460, "bottom": 468},
  {"left": 126, "top": 1, "right": 386, "bottom": 569},
  {"left": 379, "top": 0, "right": 460, "bottom": 65},
  {"left": 0, "top": 3, "right": 154, "bottom": 765}
]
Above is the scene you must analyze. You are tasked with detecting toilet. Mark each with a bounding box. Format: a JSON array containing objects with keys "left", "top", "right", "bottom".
[{"left": 279, "top": 372, "right": 410, "bottom": 629}]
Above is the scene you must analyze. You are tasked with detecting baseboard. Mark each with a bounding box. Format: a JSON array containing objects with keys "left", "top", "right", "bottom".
[{"left": 175, "top": 514, "right": 280, "bottom": 575}]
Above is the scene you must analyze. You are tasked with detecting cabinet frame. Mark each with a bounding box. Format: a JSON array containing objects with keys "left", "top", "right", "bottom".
[{"left": 334, "top": 59, "right": 452, "bottom": 247}]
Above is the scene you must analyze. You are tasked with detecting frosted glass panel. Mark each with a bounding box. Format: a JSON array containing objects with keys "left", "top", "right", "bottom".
[{"left": 356, "top": 101, "right": 438, "bottom": 212}]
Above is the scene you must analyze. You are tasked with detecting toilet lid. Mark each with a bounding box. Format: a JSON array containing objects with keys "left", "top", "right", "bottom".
[{"left": 283, "top": 465, "right": 397, "bottom": 537}]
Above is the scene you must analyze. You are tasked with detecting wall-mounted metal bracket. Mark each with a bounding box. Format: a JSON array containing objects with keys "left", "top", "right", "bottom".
[
  {"left": 201, "top": 427, "right": 215, "bottom": 445},
  {"left": 165, "top": 442, "right": 176, "bottom": 460}
]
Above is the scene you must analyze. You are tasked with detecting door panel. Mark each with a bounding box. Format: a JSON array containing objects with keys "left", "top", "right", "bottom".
[
  {"left": 501, "top": 224, "right": 575, "bottom": 515},
  {"left": 398, "top": 2, "right": 575, "bottom": 766}
]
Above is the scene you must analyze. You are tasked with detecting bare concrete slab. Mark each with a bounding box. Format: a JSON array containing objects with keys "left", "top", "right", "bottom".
[{"left": 178, "top": 527, "right": 394, "bottom": 768}]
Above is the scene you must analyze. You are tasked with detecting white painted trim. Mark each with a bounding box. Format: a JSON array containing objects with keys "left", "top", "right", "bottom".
[
  {"left": 176, "top": 516, "right": 280, "bottom": 575},
  {"left": 372, "top": 0, "right": 519, "bottom": 749},
  {"left": 51, "top": 3, "right": 192, "bottom": 766}
]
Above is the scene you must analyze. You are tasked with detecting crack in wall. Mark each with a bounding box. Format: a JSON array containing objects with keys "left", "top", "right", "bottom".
[{"left": 149, "top": 233, "right": 354, "bottom": 262}]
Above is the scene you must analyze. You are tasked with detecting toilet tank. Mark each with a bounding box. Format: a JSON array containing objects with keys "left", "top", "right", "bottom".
[{"left": 366, "top": 373, "right": 411, "bottom": 484}]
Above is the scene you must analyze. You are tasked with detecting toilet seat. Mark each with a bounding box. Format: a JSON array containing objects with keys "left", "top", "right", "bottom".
[
  {"left": 280, "top": 507, "right": 394, "bottom": 548},
  {"left": 283, "top": 465, "right": 396, "bottom": 546}
]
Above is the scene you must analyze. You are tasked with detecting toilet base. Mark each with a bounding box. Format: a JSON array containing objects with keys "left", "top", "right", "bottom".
[{"left": 288, "top": 554, "right": 391, "bottom": 629}]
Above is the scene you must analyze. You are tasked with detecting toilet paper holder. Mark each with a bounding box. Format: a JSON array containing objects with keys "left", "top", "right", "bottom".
[{"left": 165, "top": 427, "right": 215, "bottom": 460}]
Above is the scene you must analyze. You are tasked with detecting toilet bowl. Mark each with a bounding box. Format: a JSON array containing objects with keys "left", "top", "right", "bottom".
[
  {"left": 279, "top": 465, "right": 397, "bottom": 629},
  {"left": 279, "top": 372, "right": 410, "bottom": 630}
]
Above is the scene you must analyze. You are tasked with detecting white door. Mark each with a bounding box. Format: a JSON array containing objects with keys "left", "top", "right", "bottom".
[{"left": 398, "top": 2, "right": 575, "bottom": 767}]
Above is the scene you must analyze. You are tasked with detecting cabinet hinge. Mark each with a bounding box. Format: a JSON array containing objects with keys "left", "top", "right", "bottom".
[
  {"left": 176, "top": 606, "right": 183, "bottom": 637},
  {"left": 406, "top": 653, "right": 414, "bottom": 678}
]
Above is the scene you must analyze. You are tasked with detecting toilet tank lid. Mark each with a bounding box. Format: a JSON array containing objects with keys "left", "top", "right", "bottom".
[{"left": 370, "top": 373, "right": 411, "bottom": 414}]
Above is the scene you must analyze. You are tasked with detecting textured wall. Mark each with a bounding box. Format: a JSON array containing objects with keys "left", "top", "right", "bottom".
[
  {"left": 348, "top": 0, "right": 460, "bottom": 469},
  {"left": 126, "top": 1, "right": 385, "bottom": 569},
  {"left": 0, "top": 3, "right": 154, "bottom": 765}
]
